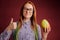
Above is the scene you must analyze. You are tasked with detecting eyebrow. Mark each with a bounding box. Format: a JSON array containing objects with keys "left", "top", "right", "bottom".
[{"left": 24, "top": 7, "right": 33, "bottom": 10}]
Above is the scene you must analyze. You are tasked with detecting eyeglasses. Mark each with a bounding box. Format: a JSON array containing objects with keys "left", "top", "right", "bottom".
[{"left": 23, "top": 7, "right": 33, "bottom": 13}]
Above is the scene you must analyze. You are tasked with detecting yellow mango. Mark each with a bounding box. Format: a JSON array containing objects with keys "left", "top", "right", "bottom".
[{"left": 41, "top": 19, "right": 49, "bottom": 28}]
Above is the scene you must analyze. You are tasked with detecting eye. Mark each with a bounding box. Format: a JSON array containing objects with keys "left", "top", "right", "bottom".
[{"left": 23, "top": 7, "right": 33, "bottom": 12}]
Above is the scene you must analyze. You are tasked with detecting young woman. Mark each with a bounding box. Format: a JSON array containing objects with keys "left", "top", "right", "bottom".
[{"left": 0, "top": 1, "right": 51, "bottom": 40}]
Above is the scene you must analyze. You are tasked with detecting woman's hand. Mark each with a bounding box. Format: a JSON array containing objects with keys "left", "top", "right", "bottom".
[
  {"left": 41, "top": 19, "right": 51, "bottom": 40},
  {"left": 42, "top": 25, "right": 51, "bottom": 40},
  {"left": 6, "top": 18, "right": 14, "bottom": 31}
]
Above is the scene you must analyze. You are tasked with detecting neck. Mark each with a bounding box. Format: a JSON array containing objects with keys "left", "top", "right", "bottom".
[{"left": 23, "top": 18, "right": 30, "bottom": 22}]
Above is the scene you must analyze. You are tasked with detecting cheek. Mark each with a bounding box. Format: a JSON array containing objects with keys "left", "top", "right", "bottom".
[
  {"left": 23, "top": 12, "right": 26, "bottom": 17},
  {"left": 23, "top": 12, "right": 33, "bottom": 16},
  {"left": 23, "top": 11, "right": 26, "bottom": 16},
  {"left": 29, "top": 13, "right": 33, "bottom": 17}
]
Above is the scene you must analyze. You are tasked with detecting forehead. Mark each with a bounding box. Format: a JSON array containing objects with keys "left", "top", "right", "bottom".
[{"left": 24, "top": 3, "right": 33, "bottom": 9}]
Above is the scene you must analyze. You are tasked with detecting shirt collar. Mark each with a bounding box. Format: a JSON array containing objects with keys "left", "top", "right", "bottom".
[{"left": 22, "top": 20, "right": 31, "bottom": 25}]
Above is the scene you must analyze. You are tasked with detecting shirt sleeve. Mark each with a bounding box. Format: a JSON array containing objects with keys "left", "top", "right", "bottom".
[
  {"left": 0, "top": 22, "right": 17, "bottom": 40},
  {"left": 37, "top": 24, "right": 42, "bottom": 40},
  {"left": 0, "top": 29, "right": 13, "bottom": 40}
]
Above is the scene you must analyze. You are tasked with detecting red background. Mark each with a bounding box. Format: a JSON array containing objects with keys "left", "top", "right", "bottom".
[{"left": 0, "top": 0, "right": 60, "bottom": 40}]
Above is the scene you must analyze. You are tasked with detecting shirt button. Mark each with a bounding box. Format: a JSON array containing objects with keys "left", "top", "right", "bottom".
[{"left": 25, "top": 26, "right": 27, "bottom": 29}]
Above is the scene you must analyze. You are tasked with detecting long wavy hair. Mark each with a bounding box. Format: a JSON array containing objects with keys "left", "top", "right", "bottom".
[{"left": 18, "top": 1, "right": 37, "bottom": 30}]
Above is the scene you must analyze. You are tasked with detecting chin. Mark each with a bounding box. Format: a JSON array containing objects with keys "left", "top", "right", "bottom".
[{"left": 25, "top": 16, "right": 31, "bottom": 19}]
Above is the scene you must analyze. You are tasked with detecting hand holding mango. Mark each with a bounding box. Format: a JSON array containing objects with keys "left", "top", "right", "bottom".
[{"left": 41, "top": 19, "right": 50, "bottom": 32}]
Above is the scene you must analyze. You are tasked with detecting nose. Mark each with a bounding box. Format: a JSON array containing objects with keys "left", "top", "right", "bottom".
[{"left": 26, "top": 10, "right": 29, "bottom": 14}]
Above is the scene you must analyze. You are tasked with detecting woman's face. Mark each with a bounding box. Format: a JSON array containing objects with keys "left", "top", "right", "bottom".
[{"left": 23, "top": 3, "right": 33, "bottom": 19}]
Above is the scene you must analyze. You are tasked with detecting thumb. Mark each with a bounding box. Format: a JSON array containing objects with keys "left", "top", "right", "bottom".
[{"left": 10, "top": 18, "right": 13, "bottom": 24}]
